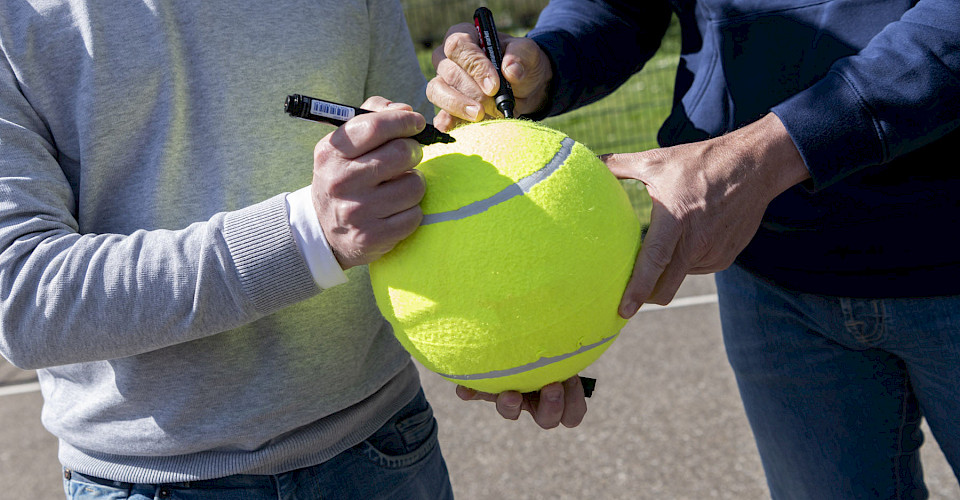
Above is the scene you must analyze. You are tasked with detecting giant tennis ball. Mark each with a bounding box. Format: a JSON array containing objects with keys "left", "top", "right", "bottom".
[{"left": 369, "top": 120, "right": 642, "bottom": 394}]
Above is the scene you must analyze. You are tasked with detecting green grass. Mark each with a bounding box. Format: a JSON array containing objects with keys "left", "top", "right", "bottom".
[{"left": 412, "top": 17, "right": 681, "bottom": 225}]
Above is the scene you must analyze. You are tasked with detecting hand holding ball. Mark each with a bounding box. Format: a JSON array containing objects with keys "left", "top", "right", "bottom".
[{"left": 370, "top": 120, "right": 641, "bottom": 394}]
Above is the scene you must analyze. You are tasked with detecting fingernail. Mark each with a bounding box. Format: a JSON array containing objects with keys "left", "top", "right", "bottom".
[
  {"left": 482, "top": 77, "right": 496, "bottom": 95},
  {"left": 465, "top": 105, "right": 482, "bottom": 121},
  {"left": 455, "top": 385, "right": 473, "bottom": 400},
  {"left": 503, "top": 392, "right": 522, "bottom": 408},
  {"left": 413, "top": 113, "right": 426, "bottom": 130},
  {"left": 620, "top": 301, "right": 639, "bottom": 318},
  {"left": 544, "top": 389, "right": 562, "bottom": 403},
  {"left": 504, "top": 62, "right": 523, "bottom": 80}
]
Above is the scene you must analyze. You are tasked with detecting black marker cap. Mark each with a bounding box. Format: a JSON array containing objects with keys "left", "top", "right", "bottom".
[
  {"left": 284, "top": 94, "right": 308, "bottom": 118},
  {"left": 412, "top": 126, "right": 456, "bottom": 145}
]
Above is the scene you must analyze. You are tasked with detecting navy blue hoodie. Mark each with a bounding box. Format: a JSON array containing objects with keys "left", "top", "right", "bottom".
[{"left": 528, "top": 0, "right": 960, "bottom": 297}]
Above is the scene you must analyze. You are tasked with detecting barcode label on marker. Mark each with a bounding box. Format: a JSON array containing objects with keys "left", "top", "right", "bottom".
[{"left": 310, "top": 100, "right": 355, "bottom": 121}]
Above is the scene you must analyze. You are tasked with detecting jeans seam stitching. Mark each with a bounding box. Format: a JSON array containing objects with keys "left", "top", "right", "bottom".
[
  {"left": 362, "top": 420, "right": 438, "bottom": 469},
  {"left": 894, "top": 373, "right": 910, "bottom": 500},
  {"left": 842, "top": 298, "right": 886, "bottom": 346},
  {"left": 861, "top": 299, "right": 886, "bottom": 345}
]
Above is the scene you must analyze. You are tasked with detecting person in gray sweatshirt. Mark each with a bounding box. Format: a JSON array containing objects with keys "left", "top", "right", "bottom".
[{"left": 0, "top": 1, "right": 493, "bottom": 498}]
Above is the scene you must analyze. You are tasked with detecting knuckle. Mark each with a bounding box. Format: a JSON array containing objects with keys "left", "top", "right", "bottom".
[
  {"left": 398, "top": 205, "right": 423, "bottom": 233},
  {"left": 379, "top": 138, "right": 419, "bottom": 171},
  {"left": 408, "top": 172, "right": 426, "bottom": 199},
  {"left": 315, "top": 159, "right": 359, "bottom": 196},
  {"left": 634, "top": 150, "right": 672, "bottom": 175},
  {"left": 408, "top": 205, "right": 424, "bottom": 227},
  {"left": 313, "top": 137, "right": 335, "bottom": 163},
  {"left": 443, "top": 35, "right": 491, "bottom": 79},
  {"left": 434, "top": 67, "right": 483, "bottom": 108},
  {"left": 342, "top": 116, "right": 378, "bottom": 140},
  {"left": 324, "top": 178, "right": 350, "bottom": 198},
  {"left": 651, "top": 290, "right": 679, "bottom": 307},
  {"left": 425, "top": 76, "right": 441, "bottom": 98},
  {"left": 399, "top": 136, "right": 421, "bottom": 161},
  {"left": 386, "top": 139, "right": 417, "bottom": 160},
  {"left": 350, "top": 228, "right": 376, "bottom": 251},
  {"left": 331, "top": 198, "right": 362, "bottom": 223},
  {"left": 443, "top": 34, "right": 460, "bottom": 56},
  {"left": 604, "top": 153, "right": 628, "bottom": 166},
  {"left": 349, "top": 227, "right": 393, "bottom": 261},
  {"left": 360, "top": 96, "right": 384, "bottom": 109},
  {"left": 435, "top": 58, "right": 459, "bottom": 81},
  {"left": 356, "top": 157, "right": 383, "bottom": 185},
  {"left": 411, "top": 139, "right": 424, "bottom": 165},
  {"left": 460, "top": 53, "right": 492, "bottom": 81},
  {"left": 431, "top": 45, "right": 446, "bottom": 69},
  {"left": 387, "top": 101, "right": 413, "bottom": 112},
  {"left": 433, "top": 111, "right": 458, "bottom": 133},
  {"left": 642, "top": 242, "right": 673, "bottom": 269},
  {"left": 635, "top": 153, "right": 661, "bottom": 171},
  {"left": 447, "top": 65, "right": 478, "bottom": 94},
  {"left": 443, "top": 31, "right": 472, "bottom": 58},
  {"left": 383, "top": 206, "right": 420, "bottom": 239}
]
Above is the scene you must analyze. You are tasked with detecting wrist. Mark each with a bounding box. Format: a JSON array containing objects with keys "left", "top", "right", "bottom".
[
  {"left": 286, "top": 186, "right": 348, "bottom": 289},
  {"left": 733, "top": 113, "right": 811, "bottom": 200}
]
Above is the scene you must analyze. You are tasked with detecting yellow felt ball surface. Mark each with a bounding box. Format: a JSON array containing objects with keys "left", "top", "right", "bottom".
[{"left": 369, "top": 120, "right": 642, "bottom": 394}]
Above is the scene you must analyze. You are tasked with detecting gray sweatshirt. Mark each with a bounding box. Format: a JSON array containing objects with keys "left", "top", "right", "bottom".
[{"left": 0, "top": 0, "right": 430, "bottom": 482}]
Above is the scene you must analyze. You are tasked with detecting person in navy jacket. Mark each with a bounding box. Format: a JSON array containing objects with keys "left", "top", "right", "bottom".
[{"left": 427, "top": 1, "right": 960, "bottom": 497}]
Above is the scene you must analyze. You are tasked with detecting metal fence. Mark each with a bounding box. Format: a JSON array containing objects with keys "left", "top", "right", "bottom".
[{"left": 399, "top": 0, "right": 679, "bottom": 155}]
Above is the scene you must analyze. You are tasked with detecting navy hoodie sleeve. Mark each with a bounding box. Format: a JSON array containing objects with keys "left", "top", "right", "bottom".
[
  {"left": 770, "top": 0, "right": 960, "bottom": 190},
  {"left": 526, "top": 0, "right": 672, "bottom": 119}
]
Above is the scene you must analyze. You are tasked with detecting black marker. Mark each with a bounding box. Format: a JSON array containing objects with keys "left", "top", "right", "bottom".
[
  {"left": 579, "top": 376, "right": 597, "bottom": 398},
  {"left": 474, "top": 7, "right": 516, "bottom": 119},
  {"left": 284, "top": 94, "right": 455, "bottom": 145}
]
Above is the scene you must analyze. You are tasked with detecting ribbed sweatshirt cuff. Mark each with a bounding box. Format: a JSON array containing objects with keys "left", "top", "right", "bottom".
[{"left": 222, "top": 194, "right": 319, "bottom": 315}]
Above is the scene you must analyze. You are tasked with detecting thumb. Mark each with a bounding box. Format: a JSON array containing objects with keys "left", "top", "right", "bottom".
[
  {"left": 602, "top": 149, "right": 668, "bottom": 183},
  {"left": 500, "top": 37, "right": 549, "bottom": 95},
  {"left": 599, "top": 152, "right": 639, "bottom": 180}
]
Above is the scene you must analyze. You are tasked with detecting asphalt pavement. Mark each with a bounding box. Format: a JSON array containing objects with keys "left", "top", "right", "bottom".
[{"left": 2, "top": 274, "right": 957, "bottom": 499}]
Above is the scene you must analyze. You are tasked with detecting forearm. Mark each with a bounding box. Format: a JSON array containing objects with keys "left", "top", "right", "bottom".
[{"left": 0, "top": 193, "right": 318, "bottom": 369}]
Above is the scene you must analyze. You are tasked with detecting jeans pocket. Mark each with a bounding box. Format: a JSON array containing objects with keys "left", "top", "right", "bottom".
[
  {"left": 358, "top": 392, "right": 440, "bottom": 470},
  {"left": 63, "top": 472, "right": 130, "bottom": 500}
]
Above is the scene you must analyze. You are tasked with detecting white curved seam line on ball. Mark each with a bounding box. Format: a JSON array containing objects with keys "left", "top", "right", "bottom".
[
  {"left": 419, "top": 137, "right": 576, "bottom": 226},
  {"left": 434, "top": 332, "right": 618, "bottom": 381}
]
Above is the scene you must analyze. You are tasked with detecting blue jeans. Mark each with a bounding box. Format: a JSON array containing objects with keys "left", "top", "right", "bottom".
[
  {"left": 62, "top": 389, "right": 453, "bottom": 500},
  {"left": 716, "top": 264, "right": 960, "bottom": 499}
]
